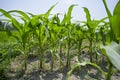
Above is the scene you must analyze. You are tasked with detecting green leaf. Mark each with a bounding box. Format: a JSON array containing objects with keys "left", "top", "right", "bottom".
[
  {"left": 27, "top": 12, "right": 35, "bottom": 17},
  {"left": 44, "top": 3, "right": 57, "bottom": 18},
  {"left": 113, "top": 1, "right": 120, "bottom": 15},
  {"left": 8, "top": 10, "right": 30, "bottom": 21},
  {"left": 111, "top": 1, "right": 120, "bottom": 41},
  {"left": 111, "top": 16, "right": 120, "bottom": 40},
  {"left": 101, "top": 41, "right": 120, "bottom": 70},
  {"left": 0, "top": 9, "right": 12, "bottom": 18},
  {"left": 102, "top": 0, "right": 112, "bottom": 18},
  {"left": 0, "top": 9, "right": 23, "bottom": 35},
  {"left": 61, "top": 14, "right": 67, "bottom": 25},
  {"left": 22, "top": 30, "right": 31, "bottom": 44},
  {"left": 6, "top": 28, "right": 12, "bottom": 36},
  {"left": 51, "top": 13, "right": 61, "bottom": 25},
  {"left": 66, "top": 62, "right": 106, "bottom": 80},
  {"left": 41, "top": 34, "right": 49, "bottom": 47},
  {"left": 12, "top": 35, "right": 20, "bottom": 42},
  {"left": 83, "top": 7, "right": 91, "bottom": 22},
  {"left": 66, "top": 63, "right": 81, "bottom": 80},
  {"left": 66, "top": 5, "right": 77, "bottom": 24},
  {"left": 102, "top": 0, "right": 116, "bottom": 42},
  {"left": 61, "top": 5, "right": 77, "bottom": 25},
  {"left": 31, "top": 14, "right": 43, "bottom": 26},
  {"left": 12, "top": 18, "right": 22, "bottom": 34}
]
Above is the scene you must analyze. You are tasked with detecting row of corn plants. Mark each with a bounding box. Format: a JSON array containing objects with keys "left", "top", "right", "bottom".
[
  {"left": 67, "top": 0, "right": 120, "bottom": 80},
  {"left": 0, "top": 0, "right": 120, "bottom": 80}
]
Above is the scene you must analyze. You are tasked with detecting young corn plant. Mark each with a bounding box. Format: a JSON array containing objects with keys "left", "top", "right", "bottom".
[
  {"left": 30, "top": 4, "right": 56, "bottom": 70},
  {"left": 61, "top": 5, "right": 77, "bottom": 69},
  {"left": 0, "top": 9, "right": 31, "bottom": 71},
  {"left": 83, "top": 7, "right": 98, "bottom": 63},
  {"left": 101, "top": 0, "right": 120, "bottom": 80},
  {"left": 83, "top": 7, "right": 108, "bottom": 62},
  {"left": 48, "top": 14, "right": 64, "bottom": 71},
  {"left": 66, "top": 5, "right": 113, "bottom": 79},
  {"left": 30, "top": 16, "right": 49, "bottom": 70},
  {"left": 72, "top": 23, "right": 85, "bottom": 62}
]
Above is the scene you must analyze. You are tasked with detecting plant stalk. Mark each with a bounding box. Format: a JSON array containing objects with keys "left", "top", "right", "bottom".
[
  {"left": 90, "top": 39, "right": 93, "bottom": 62},
  {"left": 66, "top": 37, "right": 70, "bottom": 69},
  {"left": 106, "top": 62, "right": 113, "bottom": 80}
]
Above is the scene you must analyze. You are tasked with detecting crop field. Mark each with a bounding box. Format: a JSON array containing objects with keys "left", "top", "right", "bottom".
[{"left": 0, "top": 0, "right": 120, "bottom": 80}]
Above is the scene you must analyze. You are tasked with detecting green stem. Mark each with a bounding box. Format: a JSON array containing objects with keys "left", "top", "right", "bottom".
[
  {"left": 24, "top": 54, "right": 27, "bottom": 70},
  {"left": 59, "top": 43, "right": 63, "bottom": 72},
  {"left": 66, "top": 37, "right": 70, "bottom": 69},
  {"left": 102, "top": 0, "right": 116, "bottom": 42},
  {"left": 106, "top": 62, "right": 113, "bottom": 80},
  {"left": 38, "top": 26, "right": 43, "bottom": 70},
  {"left": 23, "top": 42, "right": 27, "bottom": 70},
  {"left": 90, "top": 39, "right": 93, "bottom": 62},
  {"left": 60, "top": 43, "right": 62, "bottom": 57},
  {"left": 51, "top": 54, "right": 54, "bottom": 71},
  {"left": 39, "top": 53, "right": 43, "bottom": 69},
  {"left": 78, "top": 38, "right": 82, "bottom": 62}
]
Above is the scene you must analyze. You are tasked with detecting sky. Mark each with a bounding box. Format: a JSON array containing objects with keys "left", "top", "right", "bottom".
[{"left": 0, "top": 0, "right": 119, "bottom": 21}]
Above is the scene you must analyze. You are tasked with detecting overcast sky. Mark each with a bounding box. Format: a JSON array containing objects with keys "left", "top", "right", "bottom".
[{"left": 0, "top": 0, "right": 119, "bottom": 21}]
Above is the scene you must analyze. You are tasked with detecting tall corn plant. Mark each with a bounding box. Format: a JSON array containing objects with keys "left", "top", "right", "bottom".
[{"left": 0, "top": 9, "right": 31, "bottom": 71}]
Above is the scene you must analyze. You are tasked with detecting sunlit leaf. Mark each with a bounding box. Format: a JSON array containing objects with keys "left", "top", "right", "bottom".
[
  {"left": 111, "top": 1, "right": 120, "bottom": 41},
  {"left": 102, "top": 0, "right": 112, "bottom": 18},
  {"left": 8, "top": 10, "right": 30, "bottom": 21},
  {"left": 44, "top": 3, "right": 57, "bottom": 18},
  {"left": 101, "top": 41, "right": 120, "bottom": 70},
  {"left": 0, "top": 9, "right": 12, "bottom": 18},
  {"left": 83, "top": 7, "right": 91, "bottom": 22},
  {"left": 61, "top": 5, "right": 77, "bottom": 25},
  {"left": 66, "top": 62, "right": 106, "bottom": 80}
]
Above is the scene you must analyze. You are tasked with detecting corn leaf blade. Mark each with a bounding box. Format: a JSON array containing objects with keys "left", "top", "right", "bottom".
[
  {"left": 101, "top": 41, "right": 120, "bottom": 70},
  {"left": 111, "top": 1, "right": 120, "bottom": 41},
  {"left": 0, "top": 8, "right": 12, "bottom": 18},
  {"left": 66, "top": 62, "right": 106, "bottom": 80},
  {"left": 8, "top": 10, "right": 30, "bottom": 21},
  {"left": 83, "top": 7, "right": 91, "bottom": 22}
]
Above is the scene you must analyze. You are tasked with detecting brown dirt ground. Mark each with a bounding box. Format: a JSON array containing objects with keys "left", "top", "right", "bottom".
[{"left": 6, "top": 51, "right": 120, "bottom": 80}]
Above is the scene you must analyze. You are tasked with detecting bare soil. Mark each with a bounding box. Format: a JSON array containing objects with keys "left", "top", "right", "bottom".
[{"left": 6, "top": 51, "right": 120, "bottom": 80}]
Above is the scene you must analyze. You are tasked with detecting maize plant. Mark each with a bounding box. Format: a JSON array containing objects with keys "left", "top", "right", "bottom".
[
  {"left": 0, "top": 9, "right": 32, "bottom": 71},
  {"left": 30, "top": 4, "right": 56, "bottom": 70}
]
